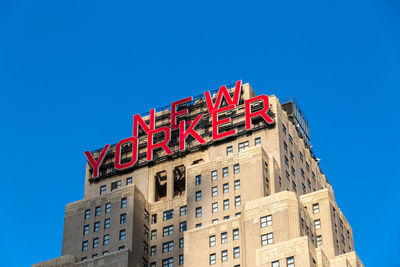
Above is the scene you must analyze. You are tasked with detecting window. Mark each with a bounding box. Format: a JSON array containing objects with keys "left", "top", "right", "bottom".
[
  {"left": 151, "top": 230, "right": 157, "bottom": 240},
  {"left": 224, "top": 215, "right": 230, "bottom": 220},
  {"left": 105, "top": 203, "right": 111, "bottom": 213},
  {"left": 162, "top": 241, "right": 174, "bottom": 253},
  {"left": 119, "top": 229, "right": 126, "bottom": 240},
  {"left": 317, "top": 235, "right": 322, "bottom": 246},
  {"left": 196, "top": 191, "right": 202, "bottom": 201},
  {"left": 272, "top": 260, "right": 280, "bottom": 267},
  {"left": 234, "top": 164, "right": 240, "bottom": 174},
  {"left": 180, "top": 205, "right": 187, "bottom": 216},
  {"left": 152, "top": 214, "right": 157, "bottom": 224},
  {"left": 100, "top": 185, "right": 106, "bottom": 195},
  {"left": 233, "top": 229, "right": 239, "bottom": 240},
  {"left": 209, "top": 235, "right": 216, "bottom": 247},
  {"left": 291, "top": 166, "right": 295, "bottom": 175},
  {"left": 195, "top": 175, "right": 201, "bottom": 185},
  {"left": 221, "top": 250, "right": 228, "bottom": 262},
  {"left": 163, "top": 209, "right": 174, "bottom": 221},
  {"left": 301, "top": 169, "right": 305, "bottom": 178},
  {"left": 211, "top": 170, "right": 218, "bottom": 181},
  {"left": 221, "top": 232, "right": 227, "bottom": 243},
  {"left": 234, "top": 247, "right": 240, "bottom": 258},
  {"left": 126, "top": 177, "right": 132, "bottom": 185},
  {"left": 163, "top": 225, "right": 174, "bottom": 237},
  {"left": 151, "top": 246, "right": 156, "bottom": 256},
  {"left": 223, "top": 199, "right": 229, "bottom": 210},
  {"left": 223, "top": 167, "right": 228, "bottom": 177},
  {"left": 283, "top": 141, "right": 288, "bottom": 150},
  {"left": 119, "top": 213, "right": 126, "bottom": 224},
  {"left": 93, "top": 237, "right": 99, "bottom": 248},
  {"left": 104, "top": 218, "right": 110, "bottom": 229},
  {"left": 288, "top": 134, "right": 293, "bottom": 144},
  {"left": 81, "top": 257, "right": 87, "bottom": 262},
  {"left": 261, "top": 233, "right": 274, "bottom": 245},
  {"left": 210, "top": 253, "right": 216, "bottom": 265},
  {"left": 255, "top": 137, "right": 261, "bottom": 146},
  {"left": 180, "top": 221, "right": 187, "bottom": 232},
  {"left": 212, "top": 202, "right": 218, "bottom": 213},
  {"left": 121, "top": 198, "right": 127, "bottom": 208},
  {"left": 212, "top": 186, "right": 218, "bottom": 197},
  {"left": 235, "top": 196, "right": 241, "bottom": 207},
  {"left": 119, "top": 246, "right": 125, "bottom": 250},
  {"left": 282, "top": 124, "right": 287, "bottom": 134},
  {"left": 314, "top": 219, "right": 321, "bottom": 229},
  {"left": 226, "top": 146, "right": 233, "bottom": 155},
  {"left": 238, "top": 141, "right": 249, "bottom": 151},
  {"left": 196, "top": 224, "right": 202, "bottom": 229},
  {"left": 84, "top": 209, "right": 90, "bottom": 220},
  {"left": 103, "top": 251, "right": 109, "bottom": 255},
  {"left": 103, "top": 234, "right": 109, "bottom": 245},
  {"left": 313, "top": 203, "right": 319, "bottom": 214},
  {"left": 112, "top": 180, "right": 122, "bottom": 191},
  {"left": 82, "top": 241, "right": 88, "bottom": 251},
  {"left": 95, "top": 206, "right": 101, "bottom": 216},
  {"left": 292, "top": 181, "right": 297, "bottom": 192},
  {"left": 196, "top": 207, "right": 202, "bottom": 218},
  {"left": 177, "top": 254, "right": 183, "bottom": 265},
  {"left": 284, "top": 156, "right": 289, "bottom": 165},
  {"left": 286, "top": 170, "right": 290, "bottom": 179},
  {"left": 162, "top": 257, "right": 173, "bottom": 267},
  {"left": 94, "top": 221, "right": 100, "bottom": 232},
  {"left": 179, "top": 237, "right": 184, "bottom": 248},
  {"left": 260, "top": 215, "right": 272, "bottom": 227},
  {"left": 212, "top": 219, "right": 218, "bottom": 223},
  {"left": 83, "top": 225, "right": 89, "bottom": 235},
  {"left": 223, "top": 183, "right": 229, "bottom": 193},
  {"left": 234, "top": 179, "right": 240, "bottom": 190},
  {"left": 287, "top": 257, "right": 294, "bottom": 267}
]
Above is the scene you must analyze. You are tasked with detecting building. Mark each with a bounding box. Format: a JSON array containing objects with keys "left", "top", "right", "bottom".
[{"left": 33, "top": 82, "right": 364, "bottom": 267}]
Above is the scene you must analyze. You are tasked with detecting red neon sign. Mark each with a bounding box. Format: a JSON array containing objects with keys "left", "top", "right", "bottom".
[{"left": 85, "top": 80, "right": 274, "bottom": 178}]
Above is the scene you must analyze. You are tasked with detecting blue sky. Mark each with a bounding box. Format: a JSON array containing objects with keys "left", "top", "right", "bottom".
[{"left": 1, "top": 0, "right": 399, "bottom": 266}]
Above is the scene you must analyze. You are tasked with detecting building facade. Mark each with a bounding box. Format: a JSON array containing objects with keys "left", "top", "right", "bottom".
[{"left": 33, "top": 82, "right": 364, "bottom": 267}]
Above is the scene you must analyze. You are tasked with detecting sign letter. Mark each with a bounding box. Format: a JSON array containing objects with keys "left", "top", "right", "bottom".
[
  {"left": 245, "top": 95, "right": 274, "bottom": 130},
  {"left": 85, "top": 144, "right": 110, "bottom": 178},
  {"left": 147, "top": 126, "right": 173, "bottom": 161},
  {"left": 179, "top": 114, "right": 206, "bottom": 151},
  {"left": 115, "top": 136, "right": 139, "bottom": 170}
]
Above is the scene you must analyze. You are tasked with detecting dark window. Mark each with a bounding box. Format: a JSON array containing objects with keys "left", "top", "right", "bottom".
[{"left": 163, "top": 209, "right": 174, "bottom": 221}]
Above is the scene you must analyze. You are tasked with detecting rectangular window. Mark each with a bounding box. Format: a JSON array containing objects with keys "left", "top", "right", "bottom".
[
  {"left": 144, "top": 209, "right": 149, "bottom": 223},
  {"left": 104, "top": 218, "right": 110, "bottom": 229},
  {"left": 223, "top": 167, "right": 228, "bottom": 177},
  {"left": 94, "top": 222, "right": 100, "bottom": 232},
  {"left": 180, "top": 221, "right": 187, "bottom": 232},
  {"left": 287, "top": 257, "right": 294, "bottom": 267},
  {"left": 223, "top": 183, "right": 229, "bottom": 193},
  {"left": 286, "top": 171, "right": 290, "bottom": 180},
  {"left": 233, "top": 229, "right": 239, "bottom": 240},
  {"left": 255, "top": 137, "right": 261, "bottom": 146},
  {"left": 180, "top": 205, "right": 187, "bottom": 216},
  {"left": 212, "top": 202, "right": 218, "bottom": 213},
  {"left": 210, "top": 254, "right": 216, "bottom": 265},
  {"left": 223, "top": 199, "right": 229, "bottom": 210},
  {"left": 234, "top": 247, "right": 240, "bottom": 258},
  {"left": 162, "top": 257, "right": 173, "bottom": 267},
  {"left": 93, "top": 237, "right": 99, "bottom": 248},
  {"left": 196, "top": 191, "right": 202, "bottom": 201},
  {"left": 238, "top": 141, "right": 249, "bottom": 151},
  {"left": 209, "top": 235, "right": 216, "bottom": 247},
  {"left": 235, "top": 196, "right": 241, "bottom": 207},
  {"left": 151, "top": 230, "right": 157, "bottom": 240},
  {"left": 151, "top": 245, "right": 156, "bottom": 256},
  {"left": 221, "top": 232, "right": 227, "bottom": 243},
  {"left": 234, "top": 179, "right": 240, "bottom": 190},
  {"left": 119, "top": 246, "right": 125, "bottom": 250},
  {"left": 221, "top": 250, "right": 228, "bottom": 262},
  {"left": 163, "top": 209, "right": 174, "bottom": 221},
  {"left": 313, "top": 203, "right": 320, "bottom": 214},
  {"left": 224, "top": 215, "right": 230, "bottom": 220},
  {"left": 111, "top": 180, "right": 121, "bottom": 191},
  {"left": 105, "top": 203, "right": 111, "bottom": 213},
  {"left": 211, "top": 170, "right": 218, "bottom": 181},
  {"left": 291, "top": 166, "right": 295, "bottom": 175},
  {"left": 126, "top": 177, "right": 132, "bottom": 185},
  {"left": 260, "top": 215, "right": 272, "bottom": 227},
  {"left": 272, "top": 260, "right": 280, "bottom": 267},
  {"left": 83, "top": 225, "right": 89, "bottom": 235},
  {"left": 196, "top": 207, "right": 202, "bottom": 218},
  {"left": 103, "top": 234, "right": 109, "bottom": 245},
  {"left": 284, "top": 156, "right": 289, "bottom": 165},
  {"left": 299, "top": 152, "right": 303, "bottom": 161},
  {"left": 226, "top": 146, "right": 233, "bottom": 155},
  {"left": 212, "top": 186, "right": 218, "bottom": 197},
  {"left": 119, "top": 229, "right": 126, "bottom": 240},
  {"left": 212, "top": 219, "right": 218, "bottom": 223},
  {"left": 103, "top": 251, "right": 108, "bottom": 255},
  {"left": 195, "top": 175, "right": 201, "bottom": 185},
  {"left": 121, "top": 198, "right": 127, "bottom": 208},
  {"left": 234, "top": 164, "right": 240, "bottom": 174},
  {"left": 82, "top": 241, "right": 88, "bottom": 251},
  {"left": 95, "top": 206, "right": 101, "bottom": 216},
  {"left": 317, "top": 235, "right": 322, "bottom": 246},
  {"left": 162, "top": 241, "right": 174, "bottom": 253},
  {"left": 179, "top": 254, "right": 184, "bottom": 265},
  {"left": 283, "top": 141, "right": 288, "bottom": 150},
  {"left": 100, "top": 185, "right": 106, "bottom": 195},
  {"left": 314, "top": 219, "right": 321, "bottom": 229},
  {"left": 120, "top": 213, "right": 126, "bottom": 224},
  {"left": 85, "top": 209, "right": 90, "bottom": 220},
  {"left": 282, "top": 124, "right": 286, "bottom": 134},
  {"left": 179, "top": 237, "right": 184, "bottom": 248},
  {"left": 288, "top": 134, "right": 293, "bottom": 144},
  {"left": 261, "top": 233, "right": 274, "bottom": 245},
  {"left": 152, "top": 214, "right": 157, "bottom": 224},
  {"left": 163, "top": 225, "right": 174, "bottom": 237}
]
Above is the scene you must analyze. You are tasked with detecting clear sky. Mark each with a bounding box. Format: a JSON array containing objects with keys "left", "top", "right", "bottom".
[{"left": 1, "top": 0, "right": 399, "bottom": 266}]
